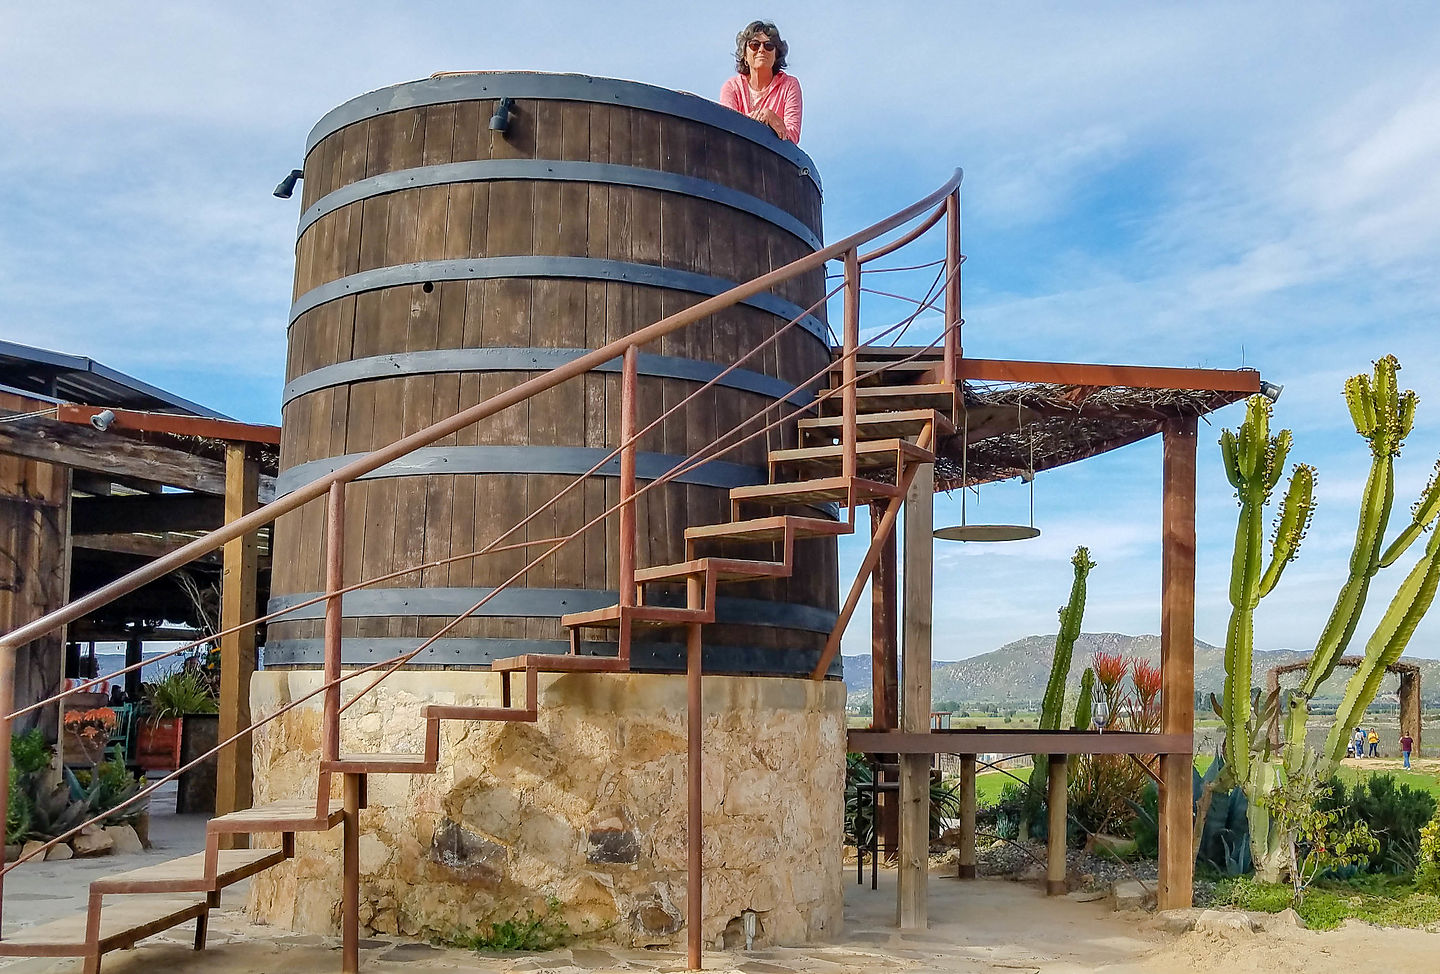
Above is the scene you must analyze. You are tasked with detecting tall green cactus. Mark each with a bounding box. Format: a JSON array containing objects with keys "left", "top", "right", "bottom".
[
  {"left": 1323, "top": 463, "right": 1440, "bottom": 766},
  {"left": 1040, "top": 547, "right": 1095, "bottom": 730},
  {"left": 1299, "top": 355, "right": 1415, "bottom": 697},
  {"left": 1073, "top": 668, "right": 1095, "bottom": 731},
  {"left": 1218, "top": 396, "right": 1316, "bottom": 787}
]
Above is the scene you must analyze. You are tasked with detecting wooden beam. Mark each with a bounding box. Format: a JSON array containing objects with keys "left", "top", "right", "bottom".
[
  {"left": 216, "top": 445, "right": 260, "bottom": 843},
  {"left": 54, "top": 404, "right": 281, "bottom": 446},
  {"left": 0, "top": 410, "right": 227, "bottom": 493},
  {"left": 958, "top": 358, "right": 1262, "bottom": 394},
  {"left": 1158, "top": 417, "right": 1197, "bottom": 911},
  {"left": 72, "top": 494, "right": 225, "bottom": 535},
  {"left": 847, "top": 729, "right": 1195, "bottom": 755},
  {"left": 897, "top": 459, "right": 933, "bottom": 930},
  {"left": 72, "top": 532, "right": 223, "bottom": 565},
  {"left": 957, "top": 754, "right": 976, "bottom": 879},
  {"left": 1046, "top": 753, "right": 1068, "bottom": 895}
]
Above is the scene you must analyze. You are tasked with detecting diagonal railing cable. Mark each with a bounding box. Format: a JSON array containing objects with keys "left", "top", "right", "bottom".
[
  {"left": 0, "top": 167, "right": 963, "bottom": 932},
  {"left": 334, "top": 297, "right": 962, "bottom": 718},
  {"left": 8, "top": 276, "right": 842, "bottom": 727}
]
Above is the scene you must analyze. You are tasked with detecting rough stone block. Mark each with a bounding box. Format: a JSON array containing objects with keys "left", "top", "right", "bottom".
[
  {"left": 72, "top": 829, "right": 114, "bottom": 857},
  {"left": 46, "top": 842, "right": 73, "bottom": 861},
  {"left": 1195, "top": 908, "right": 1259, "bottom": 936},
  {"left": 1111, "top": 879, "right": 1155, "bottom": 911},
  {"left": 429, "top": 818, "right": 505, "bottom": 888},
  {"left": 105, "top": 825, "right": 144, "bottom": 855}
]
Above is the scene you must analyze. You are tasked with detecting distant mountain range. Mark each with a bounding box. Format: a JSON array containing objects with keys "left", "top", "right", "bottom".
[{"left": 843, "top": 632, "right": 1440, "bottom": 709}]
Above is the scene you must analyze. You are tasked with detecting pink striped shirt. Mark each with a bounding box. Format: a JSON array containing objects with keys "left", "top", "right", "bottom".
[{"left": 719, "top": 71, "right": 803, "bottom": 143}]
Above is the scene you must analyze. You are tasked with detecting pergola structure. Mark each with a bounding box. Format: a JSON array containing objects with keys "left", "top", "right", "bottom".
[
  {"left": 847, "top": 356, "right": 1257, "bottom": 921},
  {"left": 0, "top": 341, "right": 277, "bottom": 818},
  {"left": 1266, "top": 657, "right": 1423, "bottom": 756}
]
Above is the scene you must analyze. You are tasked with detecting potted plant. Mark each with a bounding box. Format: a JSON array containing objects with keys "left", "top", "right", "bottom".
[
  {"left": 136, "top": 668, "right": 217, "bottom": 772},
  {"left": 62, "top": 708, "right": 117, "bottom": 767}
]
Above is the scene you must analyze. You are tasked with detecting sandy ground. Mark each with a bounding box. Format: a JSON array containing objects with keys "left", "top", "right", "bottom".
[{"left": 1, "top": 855, "right": 1437, "bottom": 974}]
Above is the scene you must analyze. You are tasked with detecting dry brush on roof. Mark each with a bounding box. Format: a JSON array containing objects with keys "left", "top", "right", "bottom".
[{"left": 931, "top": 383, "right": 1250, "bottom": 490}]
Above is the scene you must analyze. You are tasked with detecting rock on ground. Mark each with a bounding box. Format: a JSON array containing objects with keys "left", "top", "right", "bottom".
[
  {"left": 1112, "top": 879, "right": 1156, "bottom": 911},
  {"left": 105, "top": 825, "right": 144, "bottom": 855},
  {"left": 1194, "top": 909, "right": 1259, "bottom": 936}
]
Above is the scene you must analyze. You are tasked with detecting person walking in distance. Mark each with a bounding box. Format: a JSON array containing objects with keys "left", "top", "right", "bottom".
[
  {"left": 1401, "top": 731, "right": 1414, "bottom": 769},
  {"left": 1368, "top": 727, "right": 1380, "bottom": 757},
  {"left": 1355, "top": 726, "right": 1367, "bottom": 759}
]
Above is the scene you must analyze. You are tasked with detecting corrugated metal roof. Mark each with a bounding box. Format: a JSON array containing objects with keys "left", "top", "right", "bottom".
[{"left": 0, "top": 340, "right": 228, "bottom": 418}]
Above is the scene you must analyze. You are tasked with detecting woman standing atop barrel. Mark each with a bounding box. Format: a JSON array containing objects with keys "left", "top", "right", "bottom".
[{"left": 720, "top": 20, "right": 802, "bottom": 143}]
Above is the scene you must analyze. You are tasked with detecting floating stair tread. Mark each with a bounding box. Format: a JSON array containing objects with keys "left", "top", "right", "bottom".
[
  {"left": 208, "top": 798, "right": 342, "bottom": 834},
  {"left": 634, "top": 557, "right": 787, "bottom": 584},
  {"left": 769, "top": 438, "right": 934, "bottom": 474},
  {"left": 322, "top": 752, "right": 437, "bottom": 773},
  {"left": 818, "top": 383, "right": 956, "bottom": 416},
  {"left": 561, "top": 604, "right": 706, "bottom": 630},
  {"left": 798, "top": 408, "right": 954, "bottom": 443},
  {"left": 489, "top": 654, "right": 628, "bottom": 674},
  {"left": 685, "top": 515, "right": 851, "bottom": 544},
  {"left": 731, "top": 476, "right": 900, "bottom": 506},
  {"left": 0, "top": 896, "right": 206, "bottom": 953},
  {"left": 834, "top": 345, "right": 948, "bottom": 360},
  {"left": 90, "top": 848, "right": 286, "bottom": 894}
]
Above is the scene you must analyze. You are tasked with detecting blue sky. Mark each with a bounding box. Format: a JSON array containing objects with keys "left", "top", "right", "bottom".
[{"left": 4, "top": 4, "right": 1440, "bottom": 664}]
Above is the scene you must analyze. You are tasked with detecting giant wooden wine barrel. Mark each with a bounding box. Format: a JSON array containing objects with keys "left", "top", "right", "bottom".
[{"left": 265, "top": 72, "right": 838, "bottom": 676}]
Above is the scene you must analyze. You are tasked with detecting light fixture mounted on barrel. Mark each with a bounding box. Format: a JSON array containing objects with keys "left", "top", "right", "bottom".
[{"left": 934, "top": 400, "right": 1041, "bottom": 542}]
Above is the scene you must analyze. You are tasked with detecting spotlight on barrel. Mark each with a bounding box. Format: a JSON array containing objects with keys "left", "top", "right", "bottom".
[
  {"left": 273, "top": 169, "right": 304, "bottom": 199},
  {"left": 489, "top": 97, "right": 515, "bottom": 134}
]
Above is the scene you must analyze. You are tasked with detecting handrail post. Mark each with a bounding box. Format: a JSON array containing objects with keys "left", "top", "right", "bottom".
[
  {"left": 0, "top": 647, "right": 12, "bottom": 938},
  {"left": 323, "top": 481, "right": 345, "bottom": 763},
  {"left": 943, "top": 189, "right": 961, "bottom": 385},
  {"left": 842, "top": 248, "right": 860, "bottom": 496},
  {"left": 617, "top": 346, "right": 639, "bottom": 661}
]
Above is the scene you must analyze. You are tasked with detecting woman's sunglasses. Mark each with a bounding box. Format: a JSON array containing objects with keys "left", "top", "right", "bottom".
[{"left": 747, "top": 40, "right": 776, "bottom": 52}]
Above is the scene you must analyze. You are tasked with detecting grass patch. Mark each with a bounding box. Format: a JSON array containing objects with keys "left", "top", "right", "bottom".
[
  {"left": 1332, "top": 764, "right": 1440, "bottom": 799},
  {"left": 1210, "top": 875, "right": 1440, "bottom": 931},
  {"left": 447, "top": 897, "right": 573, "bottom": 951}
]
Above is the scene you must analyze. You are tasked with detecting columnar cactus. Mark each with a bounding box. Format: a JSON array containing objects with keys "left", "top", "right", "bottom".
[
  {"left": 1323, "top": 462, "right": 1440, "bottom": 766},
  {"left": 1298, "top": 355, "right": 1416, "bottom": 699},
  {"left": 1040, "top": 547, "right": 1095, "bottom": 730},
  {"left": 1218, "top": 395, "right": 1316, "bottom": 787}
]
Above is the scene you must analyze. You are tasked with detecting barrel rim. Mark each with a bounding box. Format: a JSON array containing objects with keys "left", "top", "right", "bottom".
[
  {"left": 304, "top": 71, "right": 822, "bottom": 193},
  {"left": 296, "top": 159, "right": 823, "bottom": 249}
]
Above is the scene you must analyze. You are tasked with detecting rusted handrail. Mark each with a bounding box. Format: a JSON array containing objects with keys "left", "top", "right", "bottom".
[{"left": 0, "top": 168, "right": 962, "bottom": 657}]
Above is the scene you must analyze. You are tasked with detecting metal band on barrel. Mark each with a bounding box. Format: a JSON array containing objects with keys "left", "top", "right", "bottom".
[
  {"left": 265, "top": 588, "right": 837, "bottom": 633},
  {"left": 260, "top": 637, "right": 843, "bottom": 677},
  {"left": 304, "top": 71, "right": 821, "bottom": 193},
  {"left": 281, "top": 347, "right": 817, "bottom": 408},
  {"left": 298, "top": 160, "right": 821, "bottom": 250},
  {"left": 287, "top": 256, "right": 830, "bottom": 346},
  {"left": 273, "top": 445, "right": 766, "bottom": 497}
]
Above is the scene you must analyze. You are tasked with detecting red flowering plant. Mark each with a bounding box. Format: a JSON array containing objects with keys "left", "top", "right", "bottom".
[
  {"left": 1068, "top": 652, "right": 1161, "bottom": 840},
  {"left": 63, "top": 707, "right": 118, "bottom": 745}
]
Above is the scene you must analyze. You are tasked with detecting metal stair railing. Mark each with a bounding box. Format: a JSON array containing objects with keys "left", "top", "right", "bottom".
[{"left": 0, "top": 168, "right": 964, "bottom": 952}]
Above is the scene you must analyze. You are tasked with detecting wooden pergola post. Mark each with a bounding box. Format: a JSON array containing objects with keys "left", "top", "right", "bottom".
[
  {"left": 957, "top": 754, "right": 976, "bottom": 879},
  {"left": 216, "top": 443, "right": 260, "bottom": 845},
  {"left": 1158, "top": 417, "right": 1196, "bottom": 910},
  {"left": 897, "top": 460, "right": 933, "bottom": 928}
]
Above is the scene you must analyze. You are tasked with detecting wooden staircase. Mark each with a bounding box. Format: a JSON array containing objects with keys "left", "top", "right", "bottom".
[
  {"left": 0, "top": 165, "right": 969, "bottom": 973},
  {"left": 559, "top": 347, "right": 954, "bottom": 669}
]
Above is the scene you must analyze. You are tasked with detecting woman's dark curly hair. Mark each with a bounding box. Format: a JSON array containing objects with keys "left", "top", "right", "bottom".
[{"left": 733, "top": 20, "right": 789, "bottom": 75}]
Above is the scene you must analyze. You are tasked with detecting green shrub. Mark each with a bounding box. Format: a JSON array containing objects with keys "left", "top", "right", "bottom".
[
  {"left": 843, "top": 754, "right": 875, "bottom": 848},
  {"left": 1416, "top": 809, "right": 1440, "bottom": 892},
  {"left": 11, "top": 729, "right": 50, "bottom": 777},
  {"left": 1131, "top": 782, "right": 1159, "bottom": 859},
  {"left": 145, "top": 668, "right": 217, "bottom": 719},
  {"left": 1322, "top": 773, "right": 1436, "bottom": 874}
]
